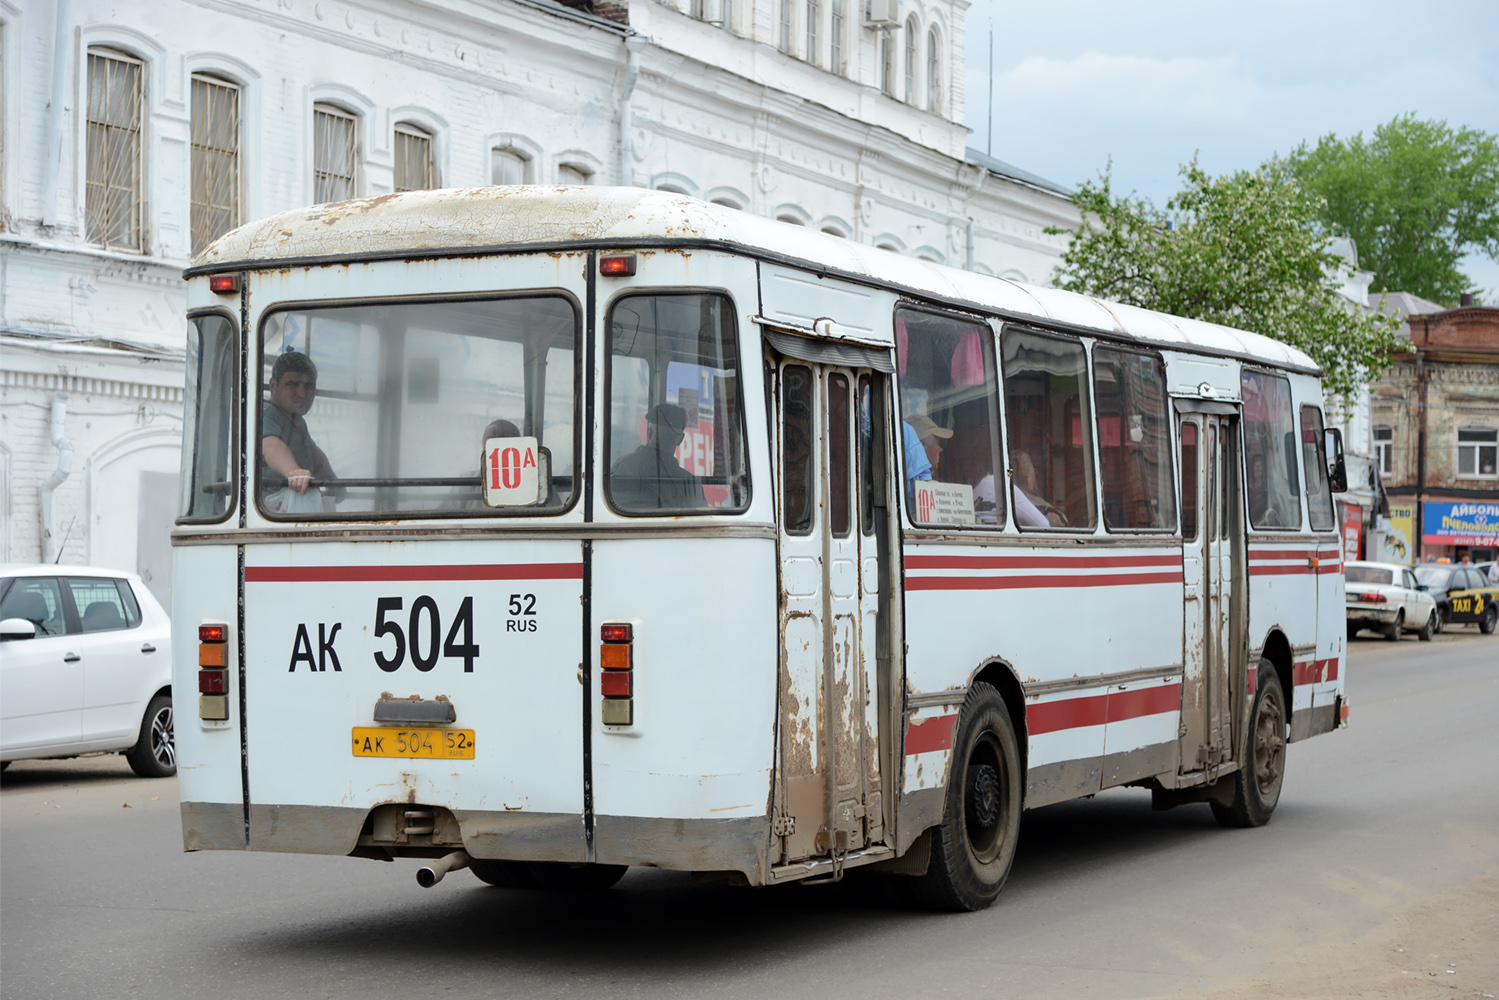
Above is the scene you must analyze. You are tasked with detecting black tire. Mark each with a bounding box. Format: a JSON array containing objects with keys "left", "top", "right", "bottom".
[
  {"left": 1481, "top": 605, "right": 1498, "bottom": 635},
  {"left": 1212, "top": 661, "right": 1286, "bottom": 829},
  {"left": 469, "top": 859, "right": 540, "bottom": 888},
  {"left": 526, "top": 862, "right": 627, "bottom": 891},
  {"left": 909, "top": 682, "right": 1022, "bottom": 912},
  {"left": 125, "top": 694, "right": 175, "bottom": 778},
  {"left": 1346, "top": 622, "right": 1359, "bottom": 640},
  {"left": 1435, "top": 605, "right": 1448, "bottom": 634},
  {"left": 1418, "top": 611, "right": 1435, "bottom": 642},
  {"left": 1384, "top": 609, "right": 1404, "bottom": 641}
]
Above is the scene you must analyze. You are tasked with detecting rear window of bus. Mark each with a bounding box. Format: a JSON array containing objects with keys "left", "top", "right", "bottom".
[{"left": 255, "top": 295, "right": 580, "bottom": 520}]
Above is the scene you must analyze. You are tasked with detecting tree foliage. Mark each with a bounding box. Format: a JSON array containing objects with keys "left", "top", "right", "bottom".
[
  {"left": 1048, "top": 158, "right": 1401, "bottom": 401},
  {"left": 1285, "top": 114, "right": 1499, "bottom": 305}
]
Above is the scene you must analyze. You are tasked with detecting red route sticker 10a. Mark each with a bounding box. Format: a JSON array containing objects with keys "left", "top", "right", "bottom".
[{"left": 483, "top": 436, "right": 540, "bottom": 506}]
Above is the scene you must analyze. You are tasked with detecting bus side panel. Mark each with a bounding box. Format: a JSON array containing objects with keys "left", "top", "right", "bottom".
[
  {"left": 590, "top": 537, "right": 778, "bottom": 881},
  {"left": 901, "top": 541, "right": 1185, "bottom": 812},
  {"left": 174, "top": 542, "right": 248, "bottom": 851},
  {"left": 241, "top": 539, "right": 586, "bottom": 860}
]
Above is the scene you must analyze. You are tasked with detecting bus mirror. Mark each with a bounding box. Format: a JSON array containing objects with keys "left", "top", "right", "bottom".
[{"left": 1325, "top": 427, "right": 1348, "bottom": 493}]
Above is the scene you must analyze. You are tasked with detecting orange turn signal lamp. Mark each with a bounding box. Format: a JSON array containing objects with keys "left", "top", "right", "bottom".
[
  {"left": 208, "top": 274, "right": 241, "bottom": 295},
  {"left": 199, "top": 621, "right": 230, "bottom": 720},
  {"left": 599, "top": 255, "right": 636, "bottom": 277}
]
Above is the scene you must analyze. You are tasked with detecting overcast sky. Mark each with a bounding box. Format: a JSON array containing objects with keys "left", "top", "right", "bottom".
[{"left": 962, "top": 0, "right": 1499, "bottom": 298}]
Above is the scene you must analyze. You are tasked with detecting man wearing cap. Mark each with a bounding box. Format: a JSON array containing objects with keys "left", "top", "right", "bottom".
[
  {"left": 903, "top": 414, "right": 952, "bottom": 505},
  {"left": 610, "top": 402, "right": 705, "bottom": 510}
]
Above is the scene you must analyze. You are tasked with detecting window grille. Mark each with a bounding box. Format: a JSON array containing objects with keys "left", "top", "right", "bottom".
[
  {"left": 779, "top": 0, "right": 792, "bottom": 52},
  {"left": 190, "top": 75, "right": 241, "bottom": 255},
  {"left": 927, "top": 28, "right": 942, "bottom": 112},
  {"left": 904, "top": 18, "right": 917, "bottom": 103},
  {"left": 313, "top": 104, "right": 357, "bottom": 203},
  {"left": 393, "top": 125, "right": 436, "bottom": 193},
  {"left": 86, "top": 49, "right": 144, "bottom": 251},
  {"left": 806, "top": 0, "right": 819, "bottom": 61},
  {"left": 880, "top": 31, "right": 894, "bottom": 96}
]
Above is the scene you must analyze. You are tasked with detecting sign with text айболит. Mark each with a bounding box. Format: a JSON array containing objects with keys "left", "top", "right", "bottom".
[
  {"left": 1422, "top": 501, "right": 1499, "bottom": 547},
  {"left": 914, "top": 481, "right": 975, "bottom": 525}
]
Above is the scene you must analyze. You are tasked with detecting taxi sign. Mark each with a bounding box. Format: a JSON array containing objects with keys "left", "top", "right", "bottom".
[{"left": 483, "top": 436, "right": 541, "bottom": 506}]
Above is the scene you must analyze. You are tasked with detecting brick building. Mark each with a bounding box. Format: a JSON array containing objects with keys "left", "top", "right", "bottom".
[
  {"left": 1370, "top": 299, "right": 1499, "bottom": 563},
  {"left": 0, "top": 0, "right": 1079, "bottom": 602}
]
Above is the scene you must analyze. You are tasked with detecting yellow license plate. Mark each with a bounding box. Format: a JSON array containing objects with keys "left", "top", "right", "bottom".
[{"left": 351, "top": 727, "right": 475, "bottom": 759}]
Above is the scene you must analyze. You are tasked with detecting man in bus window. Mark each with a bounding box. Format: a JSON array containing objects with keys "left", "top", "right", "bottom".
[
  {"left": 1247, "top": 451, "right": 1289, "bottom": 526},
  {"left": 1010, "top": 451, "right": 1055, "bottom": 527},
  {"left": 261, "top": 350, "right": 338, "bottom": 510},
  {"left": 903, "top": 415, "right": 951, "bottom": 505},
  {"left": 610, "top": 403, "right": 704, "bottom": 509}
]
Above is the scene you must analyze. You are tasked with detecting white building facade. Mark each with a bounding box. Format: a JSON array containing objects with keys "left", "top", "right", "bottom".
[{"left": 0, "top": 0, "right": 1077, "bottom": 600}]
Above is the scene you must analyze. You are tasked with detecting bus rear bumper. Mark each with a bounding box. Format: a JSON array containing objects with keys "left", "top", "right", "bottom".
[{"left": 181, "top": 800, "right": 771, "bottom": 883}]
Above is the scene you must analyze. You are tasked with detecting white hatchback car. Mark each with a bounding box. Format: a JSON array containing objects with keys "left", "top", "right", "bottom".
[
  {"left": 0, "top": 565, "right": 174, "bottom": 776},
  {"left": 1345, "top": 560, "right": 1439, "bottom": 642}
]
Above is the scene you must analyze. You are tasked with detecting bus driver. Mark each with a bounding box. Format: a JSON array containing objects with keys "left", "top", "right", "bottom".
[{"left": 260, "top": 351, "right": 338, "bottom": 513}]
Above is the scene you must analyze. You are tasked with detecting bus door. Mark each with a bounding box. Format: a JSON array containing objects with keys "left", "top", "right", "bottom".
[
  {"left": 1178, "top": 412, "right": 1244, "bottom": 773},
  {"left": 773, "top": 359, "right": 889, "bottom": 863}
]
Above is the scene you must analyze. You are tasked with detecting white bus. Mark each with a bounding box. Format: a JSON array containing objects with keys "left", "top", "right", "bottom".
[{"left": 174, "top": 187, "right": 1349, "bottom": 910}]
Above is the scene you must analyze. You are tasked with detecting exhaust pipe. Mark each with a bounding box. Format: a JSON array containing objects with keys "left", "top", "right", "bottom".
[{"left": 416, "top": 850, "right": 472, "bottom": 888}]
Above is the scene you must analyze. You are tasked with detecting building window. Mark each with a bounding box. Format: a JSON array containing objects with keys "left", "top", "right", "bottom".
[
  {"left": 1457, "top": 429, "right": 1498, "bottom": 478},
  {"left": 880, "top": 30, "right": 894, "bottom": 96},
  {"left": 776, "top": 214, "right": 805, "bottom": 226},
  {"left": 491, "top": 148, "right": 531, "bottom": 185},
  {"left": 805, "top": 0, "right": 819, "bottom": 62},
  {"left": 393, "top": 124, "right": 436, "bottom": 193},
  {"left": 830, "top": 0, "right": 844, "bottom": 72},
  {"left": 691, "top": 0, "right": 728, "bottom": 23},
  {"left": 1374, "top": 426, "right": 1393, "bottom": 477},
  {"left": 903, "top": 17, "right": 917, "bottom": 103},
  {"left": 558, "top": 163, "right": 591, "bottom": 185},
  {"left": 926, "top": 27, "right": 942, "bottom": 112},
  {"left": 779, "top": 0, "right": 792, "bottom": 52},
  {"left": 312, "top": 104, "right": 358, "bottom": 203},
  {"left": 190, "top": 74, "right": 240, "bottom": 255},
  {"left": 86, "top": 49, "right": 144, "bottom": 251}
]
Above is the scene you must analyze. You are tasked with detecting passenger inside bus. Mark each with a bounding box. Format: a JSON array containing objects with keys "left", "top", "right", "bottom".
[
  {"left": 902, "top": 415, "right": 952, "bottom": 504},
  {"left": 1247, "top": 451, "right": 1292, "bottom": 527},
  {"left": 260, "top": 350, "right": 339, "bottom": 511},
  {"left": 609, "top": 403, "right": 705, "bottom": 510},
  {"left": 1009, "top": 451, "right": 1062, "bottom": 527}
]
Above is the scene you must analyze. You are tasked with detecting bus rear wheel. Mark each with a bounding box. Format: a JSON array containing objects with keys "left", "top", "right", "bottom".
[
  {"left": 526, "top": 862, "right": 627, "bottom": 891},
  {"left": 910, "top": 682, "right": 1021, "bottom": 912},
  {"left": 469, "top": 859, "right": 539, "bottom": 889},
  {"left": 1212, "top": 660, "right": 1286, "bottom": 829}
]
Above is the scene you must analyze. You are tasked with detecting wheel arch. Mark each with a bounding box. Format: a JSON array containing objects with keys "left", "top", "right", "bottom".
[
  {"left": 1257, "top": 628, "right": 1293, "bottom": 723},
  {"left": 967, "top": 658, "right": 1028, "bottom": 790}
]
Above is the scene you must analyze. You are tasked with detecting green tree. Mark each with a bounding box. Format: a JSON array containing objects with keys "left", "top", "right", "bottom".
[
  {"left": 1048, "top": 158, "right": 1400, "bottom": 402},
  {"left": 1285, "top": 114, "right": 1499, "bottom": 304}
]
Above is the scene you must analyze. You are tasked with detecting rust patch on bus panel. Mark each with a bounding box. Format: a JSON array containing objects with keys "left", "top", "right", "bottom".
[{"left": 778, "top": 611, "right": 818, "bottom": 776}]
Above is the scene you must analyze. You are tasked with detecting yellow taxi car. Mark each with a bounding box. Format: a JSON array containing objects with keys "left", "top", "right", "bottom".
[{"left": 1414, "top": 563, "right": 1499, "bottom": 634}]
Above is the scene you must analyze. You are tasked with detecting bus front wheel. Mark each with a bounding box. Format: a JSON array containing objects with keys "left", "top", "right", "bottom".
[
  {"left": 911, "top": 682, "right": 1021, "bottom": 912},
  {"left": 1212, "top": 660, "right": 1286, "bottom": 829}
]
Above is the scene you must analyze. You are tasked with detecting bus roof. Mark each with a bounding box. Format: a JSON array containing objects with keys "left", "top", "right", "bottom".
[{"left": 191, "top": 186, "right": 1320, "bottom": 375}]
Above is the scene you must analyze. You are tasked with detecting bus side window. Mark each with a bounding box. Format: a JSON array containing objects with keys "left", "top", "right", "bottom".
[
  {"left": 1300, "top": 404, "right": 1336, "bottom": 531},
  {"left": 1180, "top": 423, "right": 1198, "bottom": 542},
  {"left": 1092, "top": 345, "right": 1175, "bottom": 531},
  {"left": 1001, "top": 328, "right": 1096, "bottom": 530},
  {"left": 828, "top": 373, "right": 851, "bottom": 537},
  {"left": 1240, "top": 370, "right": 1301, "bottom": 530},
  {"left": 782, "top": 365, "right": 816, "bottom": 535}
]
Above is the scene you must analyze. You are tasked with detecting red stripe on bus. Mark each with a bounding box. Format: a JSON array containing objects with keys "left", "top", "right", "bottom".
[
  {"left": 1108, "top": 682, "right": 1184, "bottom": 722},
  {"left": 1027, "top": 692, "right": 1109, "bottom": 734},
  {"left": 244, "top": 563, "right": 585, "bottom": 583},
  {"left": 1247, "top": 549, "right": 1316, "bottom": 561},
  {"left": 1316, "top": 563, "right": 1344, "bottom": 574},
  {"left": 1292, "top": 658, "right": 1339, "bottom": 686},
  {"left": 904, "top": 553, "right": 1181, "bottom": 571},
  {"left": 905, "top": 571, "right": 1183, "bottom": 592},
  {"left": 905, "top": 714, "right": 957, "bottom": 755},
  {"left": 1248, "top": 565, "right": 1312, "bottom": 576}
]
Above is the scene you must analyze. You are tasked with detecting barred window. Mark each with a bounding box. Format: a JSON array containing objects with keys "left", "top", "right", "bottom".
[
  {"left": 393, "top": 124, "right": 436, "bottom": 193},
  {"left": 926, "top": 28, "right": 942, "bottom": 113},
  {"left": 312, "top": 104, "right": 357, "bottom": 203},
  {"left": 779, "top": 0, "right": 792, "bottom": 52},
  {"left": 190, "top": 75, "right": 241, "bottom": 255},
  {"left": 805, "top": 0, "right": 819, "bottom": 61},
  {"left": 86, "top": 49, "right": 144, "bottom": 251},
  {"left": 880, "top": 31, "right": 894, "bottom": 96},
  {"left": 904, "top": 18, "right": 917, "bottom": 103}
]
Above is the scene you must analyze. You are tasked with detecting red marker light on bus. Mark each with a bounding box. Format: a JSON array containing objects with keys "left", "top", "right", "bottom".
[
  {"left": 599, "top": 255, "right": 636, "bottom": 277},
  {"left": 601, "top": 623, "right": 633, "bottom": 643},
  {"left": 208, "top": 274, "right": 241, "bottom": 295},
  {"left": 199, "top": 670, "right": 228, "bottom": 694},
  {"left": 199, "top": 624, "right": 227, "bottom": 643}
]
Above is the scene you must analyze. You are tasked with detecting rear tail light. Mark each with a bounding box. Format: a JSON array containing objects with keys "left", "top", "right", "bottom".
[
  {"left": 199, "top": 621, "right": 229, "bottom": 721},
  {"left": 600, "top": 621, "right": 634, "bottom": 726},
  {"left": 1358, "top": 592, "right": 1387, "bottom": 604}
]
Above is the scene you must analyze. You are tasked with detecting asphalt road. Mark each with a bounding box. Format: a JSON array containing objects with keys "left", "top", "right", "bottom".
[{"left": 3, "top": 628, "right": 1496, "bottom": 1000}]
